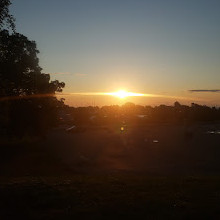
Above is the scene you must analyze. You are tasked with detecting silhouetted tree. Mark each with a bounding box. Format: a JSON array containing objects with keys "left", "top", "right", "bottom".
[
  {"left": 0, "top": 2, "right": 65, "bottom": 137},
  {"left": 174, "top": 101, "right": 181, "bottom": 108},
  {"left": 0, "top": 0, "right": 15, "bottom": 31}
]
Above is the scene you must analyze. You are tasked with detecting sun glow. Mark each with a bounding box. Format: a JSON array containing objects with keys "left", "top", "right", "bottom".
[
  {"left": 113, "top": 90, "right": 129, "bottom": 99},
  {"left": 109, "top": 90, "right": 145, "bottom": 99},
  {"left": 57, "top": 91, "right": 196, "bottom": 102}
]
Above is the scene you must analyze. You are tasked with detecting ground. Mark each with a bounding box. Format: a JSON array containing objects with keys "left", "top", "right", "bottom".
[{"left": 1, "top": 123, "right": 220, "bottom": 219}]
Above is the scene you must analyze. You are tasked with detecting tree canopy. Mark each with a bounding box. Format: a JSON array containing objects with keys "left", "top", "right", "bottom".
[
  {"left": 0, "top": 30, "right": 65, "bottom": 97},
  {"left": 0, "top": 0, "right": 15, "bottom": 31},
  {"left": 0, "top": 1, "right": 65, "bottom": 137}
]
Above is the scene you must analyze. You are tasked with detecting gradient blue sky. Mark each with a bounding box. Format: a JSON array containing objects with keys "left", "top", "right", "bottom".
[{"left": 11, "top": 0, "right": 220, "bottom": 106}]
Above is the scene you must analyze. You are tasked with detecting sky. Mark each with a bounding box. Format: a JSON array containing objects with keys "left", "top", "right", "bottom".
[{"left": 11, "top": 0, "right": 220, "bottom": 106}]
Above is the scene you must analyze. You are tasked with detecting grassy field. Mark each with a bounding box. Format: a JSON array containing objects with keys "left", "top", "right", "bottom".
[
  {"left": 1, "top": 123, "right": 220, "bottom": 219},
  {"left": 1, "top": 175, "right": 220, "bottom": 219}
]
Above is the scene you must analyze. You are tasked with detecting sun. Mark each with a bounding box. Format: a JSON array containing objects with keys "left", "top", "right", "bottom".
[
  {"left": 114, "top": 90, "right": 128, "bottom": 99},
  {"left": 110, "top": 90, "right": 145, "bottom": 99}
]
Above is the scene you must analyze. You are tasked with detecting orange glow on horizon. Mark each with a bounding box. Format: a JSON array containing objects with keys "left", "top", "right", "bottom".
[
  {"left": 0, "top": 90, "right": 205, "bottom": 104},
  {"left": 56, "top": 91, "right": 203, "bottom": 102},
  {"left": 107, "top": 90, "right": 145, "bottom": 99}
]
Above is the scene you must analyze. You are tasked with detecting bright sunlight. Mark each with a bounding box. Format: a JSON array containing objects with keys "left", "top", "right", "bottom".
[
  {"left": 110, "top": 90, "right": 145, "bottom": 99},
  {"left": 113, "top": 90, "right": 129, "bottom": 99}
]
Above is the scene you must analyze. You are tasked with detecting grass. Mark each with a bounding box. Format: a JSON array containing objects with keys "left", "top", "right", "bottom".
[
  {"left": 1, "top": 125, "right": 220, "bottom": 219},
  {"left": 1, "top": 174, "right": 220, "bottom": 219}
]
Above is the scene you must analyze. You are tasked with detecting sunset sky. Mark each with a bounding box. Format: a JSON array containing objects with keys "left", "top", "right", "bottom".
[{"left": 11, "top": 0, "right": 220, "bottom": 106}]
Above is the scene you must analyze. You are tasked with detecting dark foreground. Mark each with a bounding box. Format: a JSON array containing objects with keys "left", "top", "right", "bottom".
[
  {"left": 1, "top": 175, "right": 220, "bottom": 219},
  {"left": 1, "top": 123, "right": 220, "bottom": 219}
]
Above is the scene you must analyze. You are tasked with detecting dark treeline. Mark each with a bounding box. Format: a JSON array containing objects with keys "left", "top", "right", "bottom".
[
  {"left": 60, "top": 101, "right": 220, "bottom": 126},
  {"left": 0, "top": 1, "right": 65, "bottom": 137}
]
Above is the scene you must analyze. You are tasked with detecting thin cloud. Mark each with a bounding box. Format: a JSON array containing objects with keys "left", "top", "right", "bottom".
[
  {"left": 74, "top": 73, "right": 88, "bottom": 77},
  {"left": 189, "top": 89, "right": 220, "bottom": 93},
  {"left": 56, "top": 92, "right": 71, "bottom": 96},
  {"left": 49, "top": 72, "right": 87, "bottom": 76},
  {"left": 50, "top": 72, "right": 70, "bottom": 75}
]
